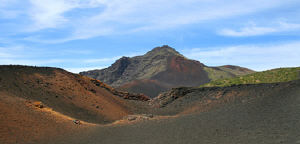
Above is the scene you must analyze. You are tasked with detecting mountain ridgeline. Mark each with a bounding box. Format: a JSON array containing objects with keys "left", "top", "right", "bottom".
[{"left": 80, "top": 45, "right": 254, "bottom": 97}]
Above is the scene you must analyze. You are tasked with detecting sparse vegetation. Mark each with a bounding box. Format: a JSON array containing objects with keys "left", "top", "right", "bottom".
[
  {"left": 203, "top": 66, "right": 255, "bottom": 81},
  {"left": 201, "top": 67, "right": 300, "bottom": 87},
  {"left": 204, "top": 67, "right": 235, "bottom": 81}
]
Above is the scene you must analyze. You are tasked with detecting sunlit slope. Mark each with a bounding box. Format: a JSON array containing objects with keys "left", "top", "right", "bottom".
[{"left": 201, "top": 67, "right": 300, "bottom": 87}]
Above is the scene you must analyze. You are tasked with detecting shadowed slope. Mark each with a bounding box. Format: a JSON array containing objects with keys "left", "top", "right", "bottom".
[{"left": 118, "top": 79, "right": 169, "bottom": 98}]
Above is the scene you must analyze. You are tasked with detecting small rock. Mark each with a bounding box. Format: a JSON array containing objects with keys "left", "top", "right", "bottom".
[
  {"left": 146, "top": 114, "right": 154, "bottom": 118},
  {"left": 127, "top": 116, "right": 137, "bottom": 121},
  {"left": 90, "top": 89, "right": 96, "bottom": 93},
  {"left": 33, "top": 101, "right": 44, "bottom": 108},
  {"left": 73, "top": 119, "right": 81, "bottom": 125}
]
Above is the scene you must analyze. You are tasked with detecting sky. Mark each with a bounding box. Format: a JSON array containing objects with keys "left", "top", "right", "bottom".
[{"left": 0, "top": 0, "right": 300, "bottom": 73}]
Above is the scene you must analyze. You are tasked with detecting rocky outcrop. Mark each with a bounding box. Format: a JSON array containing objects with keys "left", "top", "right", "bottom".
[
  {"left": 90, "top": 79, "right": 150, "bottom": 101},
  {"left": 123, "top": 114, "right": 154, "bottom": 121}
]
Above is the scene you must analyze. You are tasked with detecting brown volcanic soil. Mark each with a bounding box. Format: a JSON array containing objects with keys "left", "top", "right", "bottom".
[
  {"left": 1, "top": 65, "right": 299, "bottom": 144},
  {"left": 0, "top": 92, "right": 94, "bottom": 144},
  {"left": 151, "top": 56, "right": 210, "bottom": 87},
  {"left": 43, "top": 79, "right": 300, "bottom": 144},
  {"left": 0, "top": 65, "right": 149, "bottom": 144}
]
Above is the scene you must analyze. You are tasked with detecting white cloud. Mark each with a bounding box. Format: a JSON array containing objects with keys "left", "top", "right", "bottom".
[
  {"left": 20, "top": 0, "right": 299, "bottom": 42},
  {"left": 68, "top": 0, "right": 299, "bottom": 40},
  {"left": 27, "top": 0, "right": 107, "bottom": 31},
  {"left": 182, "top": 41, "right": 300, "bottom": 71},
  {"left": 218, "top": 21, "right": 300, "bottom": 37},
  {"left": 27, "top": 0, "right": 76, "bottom": 30},
  {"left": 65, "top": 66, "right": 105, "bottom": 73}
]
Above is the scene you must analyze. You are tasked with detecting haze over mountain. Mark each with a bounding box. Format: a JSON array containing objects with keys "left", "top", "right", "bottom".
[{"left": 80, "top": 45, "right": 254, "bottom": 97}]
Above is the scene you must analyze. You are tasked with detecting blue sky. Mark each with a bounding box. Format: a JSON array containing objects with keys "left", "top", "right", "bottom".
[{"left": 0, "top": 0, "right": 300, "bottom": 73}]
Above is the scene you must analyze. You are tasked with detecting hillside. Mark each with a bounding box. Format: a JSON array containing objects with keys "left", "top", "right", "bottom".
[
  {"left": 0, "top": 65, "right": 149, "bottom": 144},
  {"left": 201, "top": 67, "right": 300, "bottom": 87},
  {"left": 1, "top": 65, "right": 299, "bottom": 144},
  {"left": 80, "top": 45, "right": 254, "bottom": 97},
  {"left": 47, "top": 78, "right": 300, "bottom": 144}
]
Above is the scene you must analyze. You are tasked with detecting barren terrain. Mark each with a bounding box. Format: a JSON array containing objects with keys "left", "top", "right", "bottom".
[{"left": 0, "top": 65, "right": 299, "bottom": 144}]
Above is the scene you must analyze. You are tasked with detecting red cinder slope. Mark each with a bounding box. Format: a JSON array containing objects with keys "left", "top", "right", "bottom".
[{"left": 0, "top": 65, "right": 149, "bottom": 144}]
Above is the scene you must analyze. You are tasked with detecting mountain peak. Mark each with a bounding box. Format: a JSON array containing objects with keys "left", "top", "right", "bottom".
[
  {"left": 152, "top": 45, "right": 175, "bottom": 51},
  {"left": 145, "top": 45, "right": 183, "bottom": 57}
]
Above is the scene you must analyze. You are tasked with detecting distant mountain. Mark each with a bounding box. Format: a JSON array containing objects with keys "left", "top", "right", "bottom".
[{"left": 80, "top": 45, "right": 254, "bottom": 97}]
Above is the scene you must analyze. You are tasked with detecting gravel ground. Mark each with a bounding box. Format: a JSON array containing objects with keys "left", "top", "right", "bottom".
[{"left": 49, "top": 80, "right": 300, "bottom": 144}]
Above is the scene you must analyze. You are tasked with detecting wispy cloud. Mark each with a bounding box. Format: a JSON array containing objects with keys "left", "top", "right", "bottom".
[
  {"left": 182, "top": 41, "right": 300, "bottom": 71},
  {"left": 0, "top": 45, "right": 26, "bottom": 58},
  {"left": 6, "top": 0, "right": 296, "bottom": 43},
  {"left": 63, "top": 0, "right": 300, "bottom": 41},
  {"left": 0, "top": 0, "right": 23, "bottom": 19},
  {"left": 218, "top": 21, "right": 300, "bottom": 37},
  {"left": 27, "top": 0, "right": 76, "bottom": 31}
]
